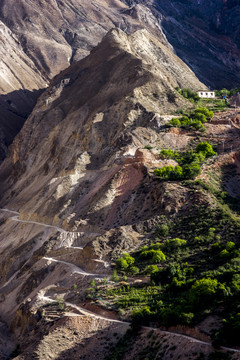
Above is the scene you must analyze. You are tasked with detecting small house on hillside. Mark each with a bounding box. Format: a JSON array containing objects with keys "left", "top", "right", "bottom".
[
  {"left": 197, "top": 90, "right": 215, "bottom": 98},
  {"left": 230, "top": 93, "right": 240, "bottom": 108}
]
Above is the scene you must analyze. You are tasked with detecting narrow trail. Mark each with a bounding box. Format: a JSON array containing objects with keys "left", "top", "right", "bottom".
[
  {"left": 0, "top": 209, "right": 109, "bottom": 288},
  {"left": 0, "top": 208, "right": 101, "bottom": 237},
  {"left": 38, "top": 295, "right": 127, "bottom": 324},
  {"left": 1, "top": 208, "right": 74, "bottom": 234},
  {"left": 43, "top": 257, "right": 108, "bottom": 278},
  {"left": 38, "top": 295, "right": 240, "bottom": 354}
]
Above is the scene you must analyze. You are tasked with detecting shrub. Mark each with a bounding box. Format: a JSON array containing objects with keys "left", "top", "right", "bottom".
[
  {"left": 111, "top": 270, "right": 119, "bottom": 282},
  {"left": 194, "top": 113, "right": 207, "bottom": 123},
  {"left": 194, "top": 107, "right": 214, "bottom": 119},
  {"left": 57, "top": 297, "right": 66, "bottom": 311},
  {"left": 144, "top": 265, "right": 159, "bottom": 275},
  {"left": 152, "top": 250, "right": 166, "bottom": 263},
  {"left": 129, "top": 266, "right": 140, "bottom": 275},
  {"left": 182, "top": 163, "right": 201, "bottom": 179},
  {"left": 189, "top": 278, "right": 227, "bottom": 308},
  {"left": 169, "top": 118, "right": 181, "bottom": 127},
  {"left": 196, "top": 142, "right": 216, "bottom": 157},
  {"left": 144, "top": 145, "right": 153, "bottom": 150},
  {"left": 160, "top": 149, "right": 177, "bottom": 159},
  {"left": 140, "top": 249, "right": 166, "bottom": 264},
  {"left": 226, "top": 241, "right": 235, "bottom": 251},
  {"left": 163, "top": 238, "right": 187, "bottom": 252},
  {"left": 116, "top": 253, "right": 135, "bottom": 271},
  {"left": 116, "top": 258, "right": 129, "bottom": 270},
  {"left": 157, "top": 223, "right": 169, "bottom": 236},
  {"left": 177, "top": 88, "right": 200, "bottom": 102},
  {"left": 154, "top": 165, "right": 183, "bottom": 180}
]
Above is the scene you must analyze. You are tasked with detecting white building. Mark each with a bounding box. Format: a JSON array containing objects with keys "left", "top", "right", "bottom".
[{"left": 197, "top": 90, "right": 215, "bottom": 98}]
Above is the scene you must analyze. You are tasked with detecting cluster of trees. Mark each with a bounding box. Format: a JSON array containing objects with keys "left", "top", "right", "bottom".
[
  {"left": 169, "top": 107, "right": 214, "bottom": 130},
  {"left": 116, "top": 253, "right": 139, "bottom": 274},
  {"left": 93, "top": 204, "right": 240, "bottom": 346},
  {"left": 215, "top": 88, "right": 240, "bottom": 97},
  {"left": 176, "top": 87, "right": 200, "bottom": 102},
  {"left": 154, "top": 142, "right": 216, "bottom": 180},
  {"left": 89, "top": 139, "right": 240, "bottom": 348}
]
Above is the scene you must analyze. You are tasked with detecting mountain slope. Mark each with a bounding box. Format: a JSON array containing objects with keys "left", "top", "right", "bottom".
[
  {"left": 0, "top": 27, "right": 205, "bottom": 325},
  {"left": 1, "top": 0, "right": 240, "bottom": 163},
  {"left": 0, "top": 26, "right": 240, "bottom": 360},
  {"left": 0, "top": 28, "right": 205, "bottom": 224},
  {"left": 0, "top": 0, "right": 168, "bottom": 162},
  {"left": 149, "top": 0, "right": 240, "bottom": 88}
]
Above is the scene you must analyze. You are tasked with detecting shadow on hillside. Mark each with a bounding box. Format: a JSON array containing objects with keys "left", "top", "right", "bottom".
[
  {"left": 10, "top": 309, "right": 129, "bottom": 359},
  {"left": 0, "top": 88, "right": 45, "bottom": 162}
]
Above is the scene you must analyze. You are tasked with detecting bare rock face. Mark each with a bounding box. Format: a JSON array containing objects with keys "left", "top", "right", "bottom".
[{"left": 0, "top": 0, "right": 169, "bottom": 161}]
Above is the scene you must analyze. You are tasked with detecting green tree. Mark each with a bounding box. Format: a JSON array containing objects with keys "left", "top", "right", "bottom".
[
  {"left": 182, "top": 163, "right": 201, "bottom": 179},
  {"left": 196, "top": 142, "right": 216, "bottom": 157}
]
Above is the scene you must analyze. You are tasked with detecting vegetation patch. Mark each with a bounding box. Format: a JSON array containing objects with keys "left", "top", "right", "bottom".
[
  {"left": 87, "top": 177, "right": 240, "bottom": 348},
  {"left": 154, "top": 142, "right": 216, "bottom": 180},
  {"left": 168, "top": 106, "right": 214, "bottom": 130}
]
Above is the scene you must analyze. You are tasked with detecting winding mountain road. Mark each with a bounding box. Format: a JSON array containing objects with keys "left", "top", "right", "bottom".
[{"left": 1, "top": 208, "right": 240, "bottom": 355}]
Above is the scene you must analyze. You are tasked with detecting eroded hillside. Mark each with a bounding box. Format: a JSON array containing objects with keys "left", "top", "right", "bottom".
[
  {"left": 0, "top": 27, "right": 240, "bottom": 360},
  {"left": 0, "top": 0, "right": 168, "bottom": 161}
]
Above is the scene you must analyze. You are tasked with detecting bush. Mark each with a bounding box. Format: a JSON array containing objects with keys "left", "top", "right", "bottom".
[
  {"left": 163, "top": 238, "right": 187, "bottom": 252},
  {"left": 116, "top": 253, "right": 135, "bottom": 271},
  {"left": 177, "top": 88, "right": 200, "bottom": 102},
  {"left": 196, "top": 142, "right": 216, "bottom": 157},
  {"left": 182, "top": 163, "right": 201, "bottom": 179},
  {"left": 194, "top": 107, "right": 214, "bottom": 119},
  {"left": 152, "top": 250, "right": 166, "bottom": 263},
  {"left": 154, "top": 165, "right": 183, "bottom": 180},
  {"left": 155, "top": 142, "right": 215, "bottom": 181},
  {"left": 160, "top": 149, "right": 177, "bottom": 159},
  {"left": 140, "top": 249, "right": 166, "bottom": 264},
  {"left": 144, "top": 265, "right": 159, "bottom": 275},
  {"left": 111, "top": 270, "right": 119, "bottom": 282},
  {"left": 157, "top": 223, "right": 169, "bottom": 236},
  {"left": 116, "top": 258, "right": 129, "bottom": 270},
  {"left": 189, "top": 278, "right": 227, "bottom": 308},
  {"left": 169, "top": 118, "right": 181, "bottom": 127},
  {"left": 129, "top": 266, "right": 140, "bottom": 275}
]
